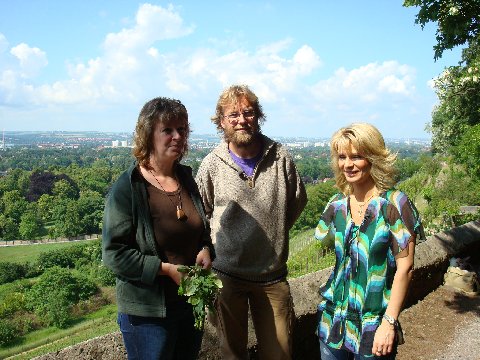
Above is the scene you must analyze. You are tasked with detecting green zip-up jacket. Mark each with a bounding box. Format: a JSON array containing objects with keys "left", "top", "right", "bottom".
[{"left": 102, "top": 161, "right": 214, "bottom": 317}]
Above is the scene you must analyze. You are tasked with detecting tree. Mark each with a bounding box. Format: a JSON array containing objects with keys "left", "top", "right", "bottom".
[
  {"left": 404, "top": 0, "right": 480, "bottom": 152},
  {"left": 429, "top": 58, "right": 480, "bottom": 150},
  {"left": 76, "top": 190, "right": 104, "bottom": 234},
  {"left": 403, "top": 0, "right": 480, "bottom": 60},
  {"left": 19, "top": 206, "right": 44, "bottom": 240},
  {"left": 52, "top": 179, "right": 79, "bottom": 200},
  {"left": 51, "top": 199, "right": 83, "bottom": 238},
  {"left": 0, "top": 214, "right": 18, "bottom": 241},
  {"left": 452, "top": 123, "right": 480, "bottom": 177}
]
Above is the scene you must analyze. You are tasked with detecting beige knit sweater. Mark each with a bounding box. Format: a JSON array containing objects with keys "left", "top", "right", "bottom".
[{"left": 195, "top": 135, "right": 307, "bottom": 283}]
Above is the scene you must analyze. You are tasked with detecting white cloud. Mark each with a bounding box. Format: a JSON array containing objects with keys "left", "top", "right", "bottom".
[
  {"left": 10, "top": 43, "right": 48, "bottom": 79},
  {"left": 103, "top": 3, "right": 194, "bottom": 53},
  {"left": 311, "top": 61, "right": 415, "bottom": 101}
]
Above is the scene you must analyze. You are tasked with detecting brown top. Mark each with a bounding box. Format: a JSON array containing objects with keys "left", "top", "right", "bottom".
[{"left": 146, "top": 179, "right": 203, "bottom": 302}]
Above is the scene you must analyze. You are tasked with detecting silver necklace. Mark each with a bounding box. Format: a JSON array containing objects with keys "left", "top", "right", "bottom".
[
  {"left": 148, "top": 170, "right": 187, "bottom": 221},
  {"left": 354, "top": 193, "right": 375, "bottom": 217}
]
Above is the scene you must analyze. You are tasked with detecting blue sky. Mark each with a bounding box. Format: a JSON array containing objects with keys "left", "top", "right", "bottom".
[{"left": 0, "top": 1, "right": 463, "bottom": 139}]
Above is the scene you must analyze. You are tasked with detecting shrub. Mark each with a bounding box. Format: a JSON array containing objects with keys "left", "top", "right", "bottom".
[
  {"left": 0, "top": 291, "right": 26, "bottom": 318},
  {"left": 0, "top": 319, "right": 17, "bottom": 346},
  {"left": 0, "top": 262, "right": 27, "bottom": 284},
  {"left": 35, "top": 240, "right": 102, "bottom": 271},
  {"left": 26, "top": 267, "right": 98, "bottom": 328},
  {"left": 94, "top": 264, "right": 116, "bottom": 287},
  {"left": 36, "top": 246, "right": 82, "bottom": 270}
]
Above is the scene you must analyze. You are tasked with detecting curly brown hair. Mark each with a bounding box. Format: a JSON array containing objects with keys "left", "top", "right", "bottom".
[
  {"left": 211, "top": 84, "right": 266, "bottom": 132},
  {"left": 330, "top": 123, "right": 397, "bottom": 194},
  {"left": 132, "top": 97, "right": 190, "bottom": 168}
]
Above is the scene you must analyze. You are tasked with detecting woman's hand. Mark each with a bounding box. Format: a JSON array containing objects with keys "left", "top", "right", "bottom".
[
  {"left": 159, "top": 263, "right": 183, "bottom": 285},
  {"left": 372, "top": 319, "right": 396, "bottom": 356},
  {"left": 196, "top": 247, "right": 212, "bottom": 270}
]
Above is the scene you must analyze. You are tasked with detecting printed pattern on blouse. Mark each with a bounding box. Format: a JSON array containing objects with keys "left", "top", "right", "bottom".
[{"left": 314, "top": 190, "right": 419, "bottom": 356}]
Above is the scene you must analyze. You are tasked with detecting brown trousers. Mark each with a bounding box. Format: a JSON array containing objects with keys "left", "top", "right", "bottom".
[{"left": 210, "top": 274, "right": 294, "bottom": 360}]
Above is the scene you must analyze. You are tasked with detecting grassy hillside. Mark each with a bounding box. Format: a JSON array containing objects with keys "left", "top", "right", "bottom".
[
  {"left": 0, "top": 240, "right": 94, "bottom": 264},
  {"left": 287, "top": 228, "right": 335, "bottom": 278}
]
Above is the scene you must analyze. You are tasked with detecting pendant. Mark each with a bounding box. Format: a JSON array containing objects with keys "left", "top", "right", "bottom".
[{"left": 176, "top": 206, "right": 188, "bottom": 221}]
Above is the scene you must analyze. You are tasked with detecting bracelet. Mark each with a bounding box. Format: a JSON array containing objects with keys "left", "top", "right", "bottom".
[
  {"left": 383, "top": 313, "right": 398, "bottom": 328},
  {"left": 202, "top": 246, "right": 210, "bottom": 252}
]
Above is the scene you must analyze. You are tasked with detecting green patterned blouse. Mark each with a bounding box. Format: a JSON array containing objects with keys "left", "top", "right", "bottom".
[{"left": 315, "top": 189, "right": 424, "bottom": 356}]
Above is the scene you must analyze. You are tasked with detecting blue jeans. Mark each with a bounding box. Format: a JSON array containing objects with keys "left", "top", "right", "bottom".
[
  {"left": 320, "top": 340, "right": 396, "bottom": 360},
  {"left": 117, "top": 302, "right": 203, "bottom": 360}
]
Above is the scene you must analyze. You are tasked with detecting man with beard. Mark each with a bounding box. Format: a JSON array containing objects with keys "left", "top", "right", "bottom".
[{"left": 196, "top": 84, "right": 307, "bottom": 360}]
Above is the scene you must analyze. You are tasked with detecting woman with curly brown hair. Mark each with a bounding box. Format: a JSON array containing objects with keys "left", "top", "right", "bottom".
[{"left": 102, "top": 97, "right": 214, "bottom": 360}]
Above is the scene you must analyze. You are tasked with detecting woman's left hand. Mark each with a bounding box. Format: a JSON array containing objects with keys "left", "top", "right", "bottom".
[
  {"left": 372, "top": 320, "right": 396, "bottom": 356},
  {"left": 196, "top": 247, "right": 212, "bottom": 270}
]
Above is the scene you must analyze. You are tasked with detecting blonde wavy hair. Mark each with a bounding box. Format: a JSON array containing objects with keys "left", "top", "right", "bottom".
[
  {"left": 211, "top": 84, "right": 266, "bottom": 132},
  {"left": 330, "top": 123, "right": 397, "bottom": 194},
  {"left": 132, "top": 97, "right": 190, "bottom": 168}
]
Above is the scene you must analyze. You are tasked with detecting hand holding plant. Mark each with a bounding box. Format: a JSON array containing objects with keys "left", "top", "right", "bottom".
[{"left": 177, "top": 265, "right": 223, "bottom": 330}]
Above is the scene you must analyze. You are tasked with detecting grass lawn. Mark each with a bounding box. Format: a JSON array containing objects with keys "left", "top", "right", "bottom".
[{"left": 0, "top": 239, "right": 95, "bottom": 264}]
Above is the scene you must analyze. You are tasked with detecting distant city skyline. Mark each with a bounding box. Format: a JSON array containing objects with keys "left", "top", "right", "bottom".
[
  {"left": 0, "top": 2, "right": 462, "bottom": 139},
  {"left": 0, "top": 130, "right": 431, "bottom": 151}
]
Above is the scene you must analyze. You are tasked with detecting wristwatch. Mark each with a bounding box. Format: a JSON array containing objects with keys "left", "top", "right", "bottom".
[{"left": 383, "top": 313, "right": 398, "bottom": 328}]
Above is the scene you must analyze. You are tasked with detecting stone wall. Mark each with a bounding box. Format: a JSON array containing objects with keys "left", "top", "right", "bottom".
[{"left": 33, "top": 220, "right": 480, "bottom": 360}]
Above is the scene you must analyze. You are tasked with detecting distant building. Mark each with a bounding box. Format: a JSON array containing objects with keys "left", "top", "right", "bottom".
[{"left": 112, "top": 140, "right": 120, "bottom": 147}]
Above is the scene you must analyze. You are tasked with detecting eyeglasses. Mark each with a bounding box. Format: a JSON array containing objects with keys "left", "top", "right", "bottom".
[{"left": 223, "top": 109, "right": 255, "bottom": 122}]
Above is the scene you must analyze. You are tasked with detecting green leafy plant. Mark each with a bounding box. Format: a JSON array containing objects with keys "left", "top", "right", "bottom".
[{"left": 177, "top": 265, "right": 222, "bottom": 330}]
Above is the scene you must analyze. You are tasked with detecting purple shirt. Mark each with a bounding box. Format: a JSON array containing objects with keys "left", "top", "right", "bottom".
[{"left": 229, "top": 149, "right": 262, "bottom": 177}]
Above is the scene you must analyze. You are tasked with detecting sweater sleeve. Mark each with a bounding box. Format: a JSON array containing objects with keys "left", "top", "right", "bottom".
[
  {"left": 101, "top": 172, "right": 161, "bottom": 286},
  {"left": 285, "top": 153, "right": 308, "bottom": 229}
]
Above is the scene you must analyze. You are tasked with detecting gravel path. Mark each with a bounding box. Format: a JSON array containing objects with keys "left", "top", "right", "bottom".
[
  {"left": 397, "top": 285, "right": 480, "bottom": 360},
  {"left": 437, "top": 316, "right": 480, "bottom": 360}
]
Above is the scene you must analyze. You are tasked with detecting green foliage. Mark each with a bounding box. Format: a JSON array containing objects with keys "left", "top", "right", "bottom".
[
  {"left": 288, "top": 240, "right": 335, "bottom": 279},
  {"left": 403, "top": 0, "right": 480, "bottom": 60},
  {"left": 19, "top": 207, "right": 44, "bottom": 240},
  {"left": 405, "top": 0, "right": 480, "bottom": 153},
  {"left": 399, "top": 155, "right": 480, "bottom": 235},
  {"left": 177, "top": 265, "right": 223, "bottom": 330},
  {"left": 290, "top": 180, "right": 337, "bottom": 237},
  {"left": 295, "top": 157, "right": 333, "bottom": 183},
  {"left": 0, "top": 319, "right": 17, "bottom": 346},
  {"left": 94, "top": 265, "right": 116, "bottom": 287},
  {"left": 26, "top": 267, "right": 98, "bottom": 328},
  {"left": 35, "top": 241, "right": 102, "bottom": 271},
  {"left": 0, "top": 262, "right": 28, "bottom": 285},
  {"left": 0, "top": 291, "right": 27, "bottom": 319},
  {"left": 36, "top": 247, "right": 78, "bottom": 271},
  {"left": 396, "top": 157, "right": 423, "bottom": 181},
  {"left": 452, "top": 123, "right": 480, "bottom": 177}
]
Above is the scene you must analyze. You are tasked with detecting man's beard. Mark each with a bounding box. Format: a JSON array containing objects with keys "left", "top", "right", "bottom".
[{"left": 223, "top": 124, "right": 260, "bottom": 147}]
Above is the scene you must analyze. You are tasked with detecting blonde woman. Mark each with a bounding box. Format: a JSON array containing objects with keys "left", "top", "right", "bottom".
[{"left": 315, "top": 123, "right": 424, "bottom": 359}]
